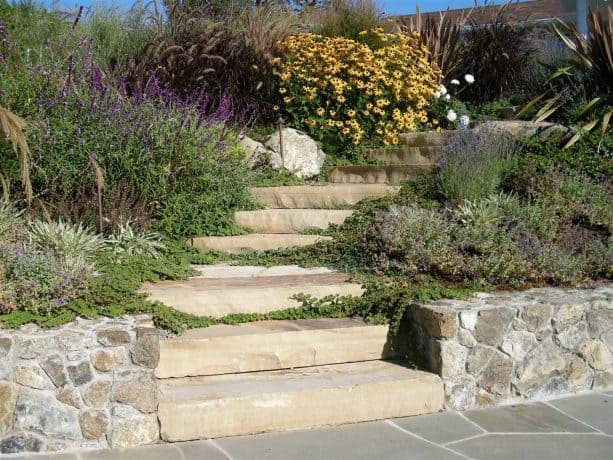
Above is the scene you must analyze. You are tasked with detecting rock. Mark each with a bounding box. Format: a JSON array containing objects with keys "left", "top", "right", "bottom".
[
  {"left": 565, "top": 356, "right": 593, "bottom": 391},
  {"left": 553, "top": 304, "right": 585, "bottom": 332},
  {"left": 239, "top": 135, "right": 268, "bottom": 165},
  {"left": 435, "top": 341, "right": 468, "bottom": 379},
  {"left": 91, "top": 348, "right": 125, "bottom": 372},
  {"left": 445, "top": 375, "right": 476, "bottom": 411},
  {"left": 530, "top": 377, "right": 573, "bottom": 399},
  {"left": 57, "top": 331, "right": 93, "bottom": 351},
  {"left": 593, "top": 370, "right": 613, "bottom": 389},
  {"left": 516, "top": 339, "right": 567, "bottom": 393},
  {"left": 477, "top": 350, "right": 514, "bottom": 396},
  {"left": 475, "top": 120, "right": 573, "bottom": 141},
  {"left": 458, "top": 329, "right": 477, "bottom": 348},
  {"left": 112, "top": 405, "right": 142, "bottom": 419},
  {"left": 586, "top": 307, "right": 613, "bottom": 349},
  {"left": 97, "top": 329, "right": 131, "bottom": 347},
  {"left": 466, "top": 345, "right": 495, "bottom": 375},
  {"left": 0, "top": 433, "right": 43, "bottom": 454},
  {"left": 264, "top": 128, "right": 325, "bottom": 179},
  {"left": 14, "top": 336, "right": 57, "bottom": 359},
  {"left": 80, "top": 410, "right": 109, "bottom": 440},
  {"left": 40, "top": 353, "right": 67, "bottom": 387},
  {"left": 57, "top": 386, "right": 83, "bottom": 409},
  {"left": 413, "top": 304, "right": 458, "bottom": 339},
  {"left": 14, "top": 361, "right": 54, "bottom": 390},
  {"left": 459, "top": 310, "right": 478, "bottom": 331},
  {"left": 521, "top": 304, "right": 553, "bottom": 332},
  {"left": 67, "top": 360, "right": 93, "bottom": 386},
  {"left": 111, "top": 370, "right": 157, "bottom": 413},
  {"left": 66, "top": 351, "right": 88, "bottom": 362},
  {"left": 0, "top": 382, "right": 18, "bottom": 436},
  {"left": 109, "top": 414, "right": 159, "bottom": 448},
  {"left": 0, "top": 337, "right": 12, "bottom": 379},
  {"left": 132, "top": 328, "right": 160, "bottom": 369},
  {"left": 14, "top": 388, "right": 81, "bottom": 439},
  {"left": 82, "top": 380, "right": 111, "bottom": 409},
  {"left": 555, "top": 323, "right": 588, "bottom": 351},
  {"left": 474, "top": 308, "right": 514, "bottom": 346},
  {"left": 579, "top": 340, "right": 611, "bottom": 371},
  {"left": 500, "top": 331, "right": 538, "bottom": 361}
]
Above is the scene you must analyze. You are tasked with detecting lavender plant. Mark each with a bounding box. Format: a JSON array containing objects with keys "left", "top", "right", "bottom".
[{"left": 438, "top": 127, "right": 518, "bottom": 203}]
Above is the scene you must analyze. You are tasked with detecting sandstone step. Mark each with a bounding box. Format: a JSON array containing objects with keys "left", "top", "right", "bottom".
[
  {"left": 367, "top": 147, "right": 439, "bottom": 164},
  {"left": 158, "top": 360, "right": 444, "bottom": 441},
  {"left": 190, "top": 264, "right": 334, "bottom": 279},
  {"left": 189, "top": 234, "right": 332, "bottom": 254},
  {"left": 235, "top": 209, "right": 353, "bottom": 234},
  {"left": 398, "top": 131, "right": 457, "bottom": 147},
  {"left": 156, "top": 317, "right": 393, "bottom": 378},
  {"left": 141, "top": 273, "right": 363, "bottom": 317},
  {"left": 250, "top": 184, "right": 399, "bottom": 209},
  {"left": 327, "top": 165, "right": 434, "bottom": 185}
]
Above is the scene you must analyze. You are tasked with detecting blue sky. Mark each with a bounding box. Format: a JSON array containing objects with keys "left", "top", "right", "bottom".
[{"left": 41, "top": 1, "right": 518, "bottom": 15}]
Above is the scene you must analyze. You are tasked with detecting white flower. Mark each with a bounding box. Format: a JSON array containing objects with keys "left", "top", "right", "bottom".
[
  {"left": 450, "top": 79, "right": 460, "bottom": 85},
  {"left": 464, "top": 74, "right": 475, "bottom": 84},
  {"left": 445, "top": 94, "right": 451, "bottom": 101},
  {"left": 439, "top": 84, "right": 448, "bottom": 95},
  {"left": 446, "top": 110, "right": 457, "bottom": 122},
  {"left": 434, "top": 91, "right": 441, "bottom": 98},
  {"left": 460, "top": 115, "right": 470, "bottom": 127}
]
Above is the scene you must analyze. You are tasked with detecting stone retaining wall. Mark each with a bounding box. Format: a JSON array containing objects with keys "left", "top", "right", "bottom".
[
  {"left": 404, "top": 285, "right": 613, "bottom": 410},
  {"left": 0, "top": 316, "right": 161, "bottom": 455}
]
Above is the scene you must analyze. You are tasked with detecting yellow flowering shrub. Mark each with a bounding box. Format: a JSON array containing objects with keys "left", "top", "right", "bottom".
[{"left": 273, "top": 28, "right": 441, "bottom": 150}]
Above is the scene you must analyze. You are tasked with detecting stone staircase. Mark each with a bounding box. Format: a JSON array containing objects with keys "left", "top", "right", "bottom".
[
  {"left": 327, "top": 131, "right": 444, "bottom": 185},
  {"left": 143, "top": 143, "right": 447, "bottom": 441}
]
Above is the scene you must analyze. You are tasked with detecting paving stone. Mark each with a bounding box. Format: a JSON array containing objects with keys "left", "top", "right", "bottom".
[
  {"left": 81, "top": 444, "right": 182, "bottom": 460},
  {"left": 450, "top": 433, "right": 613, "bottom": 460},
  {"left": 217, "top": 420, "right": 465, "bottom": 460},
  {"left": 464, "top": 402, "right": 594, "bottom": 433},
  {"left": 393, "top": 411, "right": 483, "bottom": 444},
  {"left": 178, "top": 440, "right": 234, "bottom": 460},
  {"left": 548, "top": 393, "right": 613, "bottom": 434}
]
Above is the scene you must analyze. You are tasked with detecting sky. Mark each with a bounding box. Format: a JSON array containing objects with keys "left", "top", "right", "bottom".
[{"left": 40, "top": 0, "right": 520, "bottom": 15}]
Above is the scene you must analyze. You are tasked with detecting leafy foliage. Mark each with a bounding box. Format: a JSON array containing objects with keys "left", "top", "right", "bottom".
[
  {"left": 458, "top": 1, "right": 536, "bottom": 104},
  {"left": 399, "top": 7, "right": 469, "bottom": 82}
]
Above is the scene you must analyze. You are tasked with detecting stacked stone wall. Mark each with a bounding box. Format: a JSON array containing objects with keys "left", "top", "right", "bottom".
[
  {"left": 404, "top": 285, "right": 612, "bottom": 410},
  {"left": 0, "top": 316, "right": 161, "bottom": 454}
]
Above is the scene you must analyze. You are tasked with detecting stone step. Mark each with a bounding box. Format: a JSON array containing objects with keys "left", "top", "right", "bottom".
[
  {"left": 141, "top": 272, "right": 363, "bottom": 317},
  {"left": 190, "top": 264, "right": 334, "bottom": 279},
  {"left": 158, "top": 360, "right": 444, "bottom": 441},
  {"left": 250, "top": 184, "right": 399, "bottom": 209},
  {"left": 156, "top": 317, "right": 393, "bottom": 378},
  {"left": 235, "top": 209, "right": 353, "bottom": 234},
  {"left": 398, "top": 131, "right": 457, "bottom": 147},
  {"left": 189, "top": 234, "right": 331, "bottom": 254},
  {"left": 367, "top": 147, "right": 439, "bottom": 164},
  {"left": 327, "top": 165, "right": 434, "bottom": 185}
]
